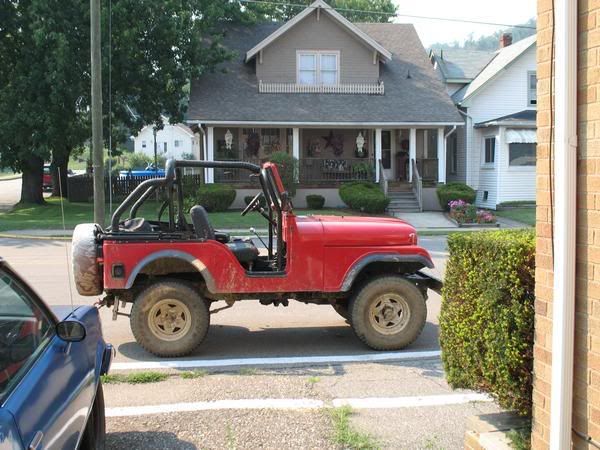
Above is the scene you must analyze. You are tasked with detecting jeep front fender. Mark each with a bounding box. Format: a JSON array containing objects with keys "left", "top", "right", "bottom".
[{"left": 340, "top": 252, "right": 434, "bottom": 292}]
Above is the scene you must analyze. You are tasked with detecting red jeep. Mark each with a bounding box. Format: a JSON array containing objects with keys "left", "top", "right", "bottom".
[{"left": 72, "top": 159, "right": 440, "bottom": 357}]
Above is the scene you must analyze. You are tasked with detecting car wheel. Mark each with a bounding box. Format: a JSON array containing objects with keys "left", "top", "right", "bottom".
[
  {"left": 349, "top": 275, "right": 426, "bottom": 351},
  {"left": 80, "top": 381, "right": 106, "bottom": 450},
  {"left": 130, "top": 280, "right": 210, "bottom": 357}
]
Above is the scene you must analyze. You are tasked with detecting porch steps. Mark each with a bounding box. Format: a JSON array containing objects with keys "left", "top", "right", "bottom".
[{"left": 386, "top": 190, "right": 421, "bottom": 213}]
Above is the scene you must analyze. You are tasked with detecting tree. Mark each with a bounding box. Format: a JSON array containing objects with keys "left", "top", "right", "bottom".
[
  {"left": 0, "top": 0, "right": 236, "bottom": 203},
  {"left": 429, "top": 18, "right": 536, "bottom": 51},
  {"left": 240, "top": 0, "right": 396, "bottom": 23}
]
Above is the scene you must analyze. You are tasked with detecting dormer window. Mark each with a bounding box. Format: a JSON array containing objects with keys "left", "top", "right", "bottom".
[{"left": 297, "top": 51, "right": 339, "bottom": 85}]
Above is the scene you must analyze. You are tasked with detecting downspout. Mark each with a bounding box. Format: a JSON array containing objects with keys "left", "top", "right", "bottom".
[{"left": 549, "top": 0, "right": 577, "bottom": 448}]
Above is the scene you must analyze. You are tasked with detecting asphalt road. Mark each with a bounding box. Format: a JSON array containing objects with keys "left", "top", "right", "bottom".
[
  {"left": 0, "top": 235, "right": 502, "bottom": 449},
  {"left": 0, "top": 236, "right": 447, "bottom": 363}
]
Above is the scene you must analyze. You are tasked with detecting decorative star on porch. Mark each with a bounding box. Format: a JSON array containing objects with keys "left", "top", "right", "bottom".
[
  {"left": 322, "top": 130, "right": 344, "bottom": 156},
  {"left": 322, "top": 131, "right": 335, "bottom": 149}
]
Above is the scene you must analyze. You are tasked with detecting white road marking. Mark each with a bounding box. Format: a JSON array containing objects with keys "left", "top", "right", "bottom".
[
  {"left": 105, "top": 393, "right": 493, "bottom": 417},
  {"left": 331, "top": 393, "right": 492, "bottom": 409},
  {"left": 111, "top": 350, "right": 441, "bottom": 371}
]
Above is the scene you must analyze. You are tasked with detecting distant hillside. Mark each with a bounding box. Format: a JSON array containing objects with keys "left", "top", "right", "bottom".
[{"left": 429, "top": 18, "right": 536, "bottom": 51}]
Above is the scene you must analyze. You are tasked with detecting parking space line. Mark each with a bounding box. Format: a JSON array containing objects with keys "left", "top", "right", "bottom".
[
  {"left": 105, "top": 393, "right": 492, "bottom": 417},
  {"left": 110, "top": 350, "right": 441, "bottom": 371}
]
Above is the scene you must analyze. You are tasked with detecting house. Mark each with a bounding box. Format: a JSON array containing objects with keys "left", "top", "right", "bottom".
[
  {"left": 430, "top": 33, "right": 537, "bottom": 210},
  {"left": 186, "top": 0, "right": 462, "bottom": 210},
  {"left": 134, "top": 117, "right": 198, "bottom": 161},
  {"left": 533, "top": 1, "right": 594, "bottom": 448}
]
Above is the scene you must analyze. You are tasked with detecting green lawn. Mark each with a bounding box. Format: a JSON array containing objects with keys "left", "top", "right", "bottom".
[
  {"left": 495, "top": 208, "right": 535, "bottom": 226},
  {"left": 0, "top": 197, "right": 364, "bottom": 232}
]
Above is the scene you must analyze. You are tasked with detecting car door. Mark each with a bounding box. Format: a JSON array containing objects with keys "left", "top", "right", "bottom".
[{"left": 0, "top": 267, "right": 95, "bottom": 450}]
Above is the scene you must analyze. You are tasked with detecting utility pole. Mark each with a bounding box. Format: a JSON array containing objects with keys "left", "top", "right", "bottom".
[{"left": 91, "top": 0, "right": 105, "bottom": 226}]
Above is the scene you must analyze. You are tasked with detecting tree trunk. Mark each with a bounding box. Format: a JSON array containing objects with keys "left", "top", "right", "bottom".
[
  {"left": 51, "top": 149, "right": 70, "bottom": 197},
  {"left": 20, "top": 154, "right": 46, "bottom": 204}
]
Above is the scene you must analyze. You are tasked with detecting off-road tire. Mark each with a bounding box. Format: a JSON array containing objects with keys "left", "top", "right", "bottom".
[
  {"left": 332, "top": 303, "right": 350, "bottom": 320},
  {"left": 79, "top": 381, "right": 106, "bottom": 450},
  {"left": 130, "top": 280, "right": 210, "bottom": 357},
  {"left": 72, "top": 223, "right": 102, "bottom": 296},
  {"left": 349, "top": 275, "right": 426, "bottom": 351}
]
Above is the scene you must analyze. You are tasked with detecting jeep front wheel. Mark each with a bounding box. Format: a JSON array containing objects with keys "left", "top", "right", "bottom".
[
  {"left": 130, "top": 280, "right": 210, "bottom": 357},
  {"left": 349, "top": 275, "right": 426, "bottom": 351}
]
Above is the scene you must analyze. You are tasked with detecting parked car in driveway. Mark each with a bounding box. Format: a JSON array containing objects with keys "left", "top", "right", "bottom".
[{"left": 0, "top": 258, "right": 113, "bottom": 450}]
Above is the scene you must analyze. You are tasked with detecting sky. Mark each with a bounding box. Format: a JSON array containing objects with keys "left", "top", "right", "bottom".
[{"left": 392, "top": 0, "right": 537, "bottom": 48}]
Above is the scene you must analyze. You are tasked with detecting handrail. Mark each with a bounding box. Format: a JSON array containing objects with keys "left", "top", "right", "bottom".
[
  {"left": 411, "top": 159, "right": 423, "bottom": 212},
  {"left": 378, "top": 159, "right": 388, "bottom": 196}
]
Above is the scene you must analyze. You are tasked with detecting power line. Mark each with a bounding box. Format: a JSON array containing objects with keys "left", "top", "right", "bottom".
[{"left": 237, "top": 0, "right": 537, "bottom": 29}]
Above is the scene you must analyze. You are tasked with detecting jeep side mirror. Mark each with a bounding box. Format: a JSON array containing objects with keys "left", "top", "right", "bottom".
[{"left": 56, "top": 320, "right": 86, "bottom": 342}]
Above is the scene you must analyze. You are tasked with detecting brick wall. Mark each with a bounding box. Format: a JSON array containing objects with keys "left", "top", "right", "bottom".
[{"left": 533, "top": 1, "right": 600, "bottom": 448}]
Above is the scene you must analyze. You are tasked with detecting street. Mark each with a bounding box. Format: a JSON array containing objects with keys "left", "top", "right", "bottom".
[{"left": 0, "top": 235, "right": 499, "bottom": 449}]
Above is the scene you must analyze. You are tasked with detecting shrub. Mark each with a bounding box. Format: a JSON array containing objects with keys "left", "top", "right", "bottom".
[
  {"left": 126, "top": 153, "right": 166, "bottom": 170},
  {"left": 268, "top": 151, "right": 298, "bottom": 196},
  {"left": 185, "top": 184, "right": 236, "bottom": 212},
  {"left": 437, "top": 182, "right": 476, "bottom": 211},
  {"left": 339, "top": 181, "right": 390, "bottom": 214},
  {"left": 440, "top": 230, "right": 535, "bottom": 416},
  {"left": 448, "top": 199, "right": 496, "bottom": 224},
  {"left": 244, "top": 194, "right": 266, "bottom": 209},
  {"left": 306, "top": 194, "right": 325, "bottom": 209}
]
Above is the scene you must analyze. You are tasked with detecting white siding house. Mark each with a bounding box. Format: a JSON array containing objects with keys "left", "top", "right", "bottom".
[
  {"left": 134, "top": 118, "right": 199, "bottom": 160},
  {"left": 431, "top": 34, "right": 537, "bottom": 209}
]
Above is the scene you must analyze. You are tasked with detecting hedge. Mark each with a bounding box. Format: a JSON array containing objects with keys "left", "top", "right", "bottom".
[
  {"left": 306, "top": 194, "right": 325, "bottom": 209},
  {"left": 185, "top": 184, "right": 236, "bottom": 212},
  {"left": 437, "top": 182, "right": 476, "bottom": 211},
  {"left": 339, "top": 182, "right": 390, "bottom": 214},
  {"left": 440, "top": 230, "right": 535, "bottom": 416}
]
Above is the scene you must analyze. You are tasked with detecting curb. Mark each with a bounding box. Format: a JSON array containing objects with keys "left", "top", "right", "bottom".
[{"left": 0, "top": 174, "right": 21, "bottom": 181}]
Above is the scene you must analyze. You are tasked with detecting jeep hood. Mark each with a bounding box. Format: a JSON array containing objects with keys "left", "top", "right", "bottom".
[{"left": 305, "top": 215, "right": 417, "bottom": 247}]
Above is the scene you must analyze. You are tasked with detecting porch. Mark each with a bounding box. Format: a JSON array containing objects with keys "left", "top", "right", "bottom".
[{"left": 201, "top": 126, "right": 451, "bottom": 189}]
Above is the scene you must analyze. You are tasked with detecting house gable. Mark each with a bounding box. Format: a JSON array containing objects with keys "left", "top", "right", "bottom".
[
  {"left": 256, "top": 10, "right": 380, "bottom": 84},
  {"left": 246, "top": 0, "right": 391, "bottom": 64}
]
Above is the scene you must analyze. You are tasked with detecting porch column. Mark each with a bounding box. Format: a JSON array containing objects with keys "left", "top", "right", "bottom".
[
  {"left": 292, "top": 127, "right": 300, "bottom": 182},
  {"left": 437, "top": 127, "right": 446, "bottom": 184},
  {"left": 206, "top": 126, "right": 215, "bottom": 183},
  {"left": 375, "top": 128, "right": 382, "bottom": 182},
  {"left": 409, "top": 128, "right": 417, "bottom": 182}
]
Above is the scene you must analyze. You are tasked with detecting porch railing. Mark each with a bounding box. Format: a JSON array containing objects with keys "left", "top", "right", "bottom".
[
  {"left": 411, "top": 159, "right": 423, "bottom": 212},
  {"left": 299, "top": 158, "right": 374, "bottom": 183},
  {"left": 214, "top": 158, "right": 261, "bottom": 185},
  {"left": 259, "top": 80, "right": 385, "bottom": 95}
]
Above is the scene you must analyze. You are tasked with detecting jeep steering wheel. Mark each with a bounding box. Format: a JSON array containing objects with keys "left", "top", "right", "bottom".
[{"left": 241, "top": 193, "right": 262, "bottom": 216}]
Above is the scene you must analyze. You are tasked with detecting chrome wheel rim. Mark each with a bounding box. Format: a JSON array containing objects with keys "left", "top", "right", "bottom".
[
  {"left": 148, "top": 299, "right": 192, "bottom": 342},
  {"left": 368, "top": 294, "right": 411, "bottom": 335}
]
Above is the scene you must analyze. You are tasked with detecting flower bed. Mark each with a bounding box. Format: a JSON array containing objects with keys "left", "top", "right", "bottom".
[{"left": 448, "top": 200, "right": 497, "bottom": 226}]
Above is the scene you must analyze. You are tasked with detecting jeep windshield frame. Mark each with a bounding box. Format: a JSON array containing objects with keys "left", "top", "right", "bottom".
[{"left": 108, "top": 159, "right": 288, "bottom": 270}]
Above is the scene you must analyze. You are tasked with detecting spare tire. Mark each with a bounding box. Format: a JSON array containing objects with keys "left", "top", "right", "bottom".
[{"left": 72, "top": 223, "right": 103, "bottom": 296}]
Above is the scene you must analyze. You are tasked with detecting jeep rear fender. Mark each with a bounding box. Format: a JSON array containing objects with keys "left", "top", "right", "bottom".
[
  {"left": 340, "top": 253, "right": 434, "bottom": 292},
  {"left": 125, "top": 250, "right": 216, "bottom": 293}
]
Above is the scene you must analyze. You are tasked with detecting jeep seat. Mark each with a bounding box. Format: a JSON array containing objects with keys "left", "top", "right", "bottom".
[{"left": 190, "top": 206, "right": 258, "bottom": 265}]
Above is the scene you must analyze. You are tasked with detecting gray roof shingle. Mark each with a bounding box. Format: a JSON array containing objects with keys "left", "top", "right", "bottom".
[
  {"left": 187, "top": 22, "right": 462, "bottom": 125},
  {"left": 430, "top": 49, "right": 495, "bottom": 81}
]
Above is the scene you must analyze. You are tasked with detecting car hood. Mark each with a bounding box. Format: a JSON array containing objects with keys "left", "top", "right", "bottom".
[
  {"left": 304, "top": 215, "right": 417, "bottom": 247},
  {"left": 50, "top": 305, "right": 79, "bottom": 321}
]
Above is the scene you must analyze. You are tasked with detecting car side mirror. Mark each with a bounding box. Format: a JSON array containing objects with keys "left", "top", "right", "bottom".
[{"left": 56, "top": 320, "right": 86, "bottom": 342}]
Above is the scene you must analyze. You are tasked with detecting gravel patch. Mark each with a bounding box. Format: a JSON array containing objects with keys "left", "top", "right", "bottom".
[{"left": 107, "top": 409, "right": 336, "bottom": 450}]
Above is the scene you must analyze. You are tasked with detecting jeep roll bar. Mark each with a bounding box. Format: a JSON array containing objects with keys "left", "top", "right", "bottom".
[{"left": 109, "top": 159, "right": 287, "bottom": 271}]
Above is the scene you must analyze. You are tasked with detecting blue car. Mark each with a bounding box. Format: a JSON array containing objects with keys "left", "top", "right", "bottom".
[{"left": 0, "top": 258, "right": 113, "bottom": 450}]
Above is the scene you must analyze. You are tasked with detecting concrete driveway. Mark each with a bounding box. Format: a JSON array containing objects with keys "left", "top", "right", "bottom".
[{"left": 0, "top": 178, "right": 21, "bottom": 211}]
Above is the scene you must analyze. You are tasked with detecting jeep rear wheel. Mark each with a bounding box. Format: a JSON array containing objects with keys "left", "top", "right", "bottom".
[
  {"left": 349, "top": 275, "right": 426, "bottom": 351},
  {"left": 130, "top": 280, "right": 210, "bottom": 357}
]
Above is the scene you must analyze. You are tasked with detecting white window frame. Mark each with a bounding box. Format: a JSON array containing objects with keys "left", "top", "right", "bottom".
[
  {"left": 527, "top": 71, "right": 537, "bottom": 107},
  {"left": 482, "top": 136, "right": 496, "bottom": 167},
  {"left": 174, "top": 140, "right": 181, "bottom": 148},
  {"left": 296, "top": 50, "right": 340, "bottom": 86},
  {"left": 142, "top": 140, "right": 147, "bottom": 148}
]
